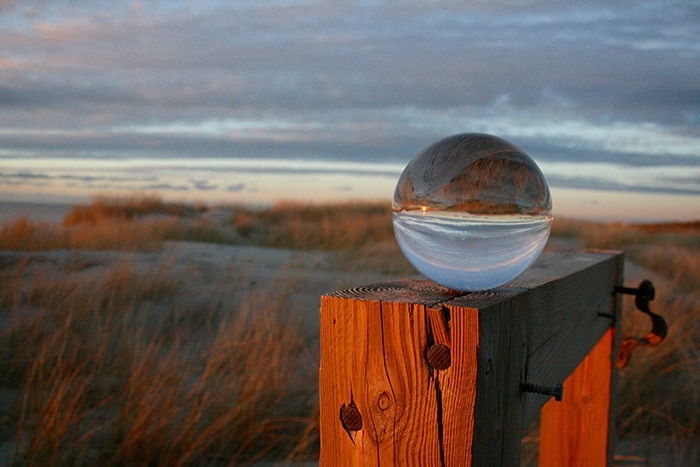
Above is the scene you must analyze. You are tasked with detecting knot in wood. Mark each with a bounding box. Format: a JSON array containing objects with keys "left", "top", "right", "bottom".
[
  {"left": 377, "top": 392, "right": 391, "bottom": 411},
  {"left": 426, "top": 343, "right": 451, "bottom": 370},
  {"left": 340, "top": 404, "right": 362, "bottom": 431}
]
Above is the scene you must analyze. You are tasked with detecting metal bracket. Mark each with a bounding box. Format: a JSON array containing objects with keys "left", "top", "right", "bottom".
[{"left": 614, "top": 279, "right": 668, "bottom": 368}]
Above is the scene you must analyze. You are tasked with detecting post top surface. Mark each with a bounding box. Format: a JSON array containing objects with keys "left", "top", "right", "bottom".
[{"left": 324, "top": 250, "right": 622, "bottom": 308}]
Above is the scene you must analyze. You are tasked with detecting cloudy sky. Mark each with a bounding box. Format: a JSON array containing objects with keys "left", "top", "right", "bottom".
[{"left": 1, "top": 0, "right": 699, "bottom": 219}]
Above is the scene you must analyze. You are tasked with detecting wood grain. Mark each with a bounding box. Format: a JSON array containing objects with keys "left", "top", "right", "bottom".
[
  {"left": 511, "top": 250, "right": 623, "bottom": 425},
  {"left": 539, "top": 328, "right": 616, "bottom": 467},
  {"left": 319, "top": 296, "right": 481, "bottom": 465},
  {"left": 320, "top": 296, "right": 442, "bottom": 465},
  {"left": 320, "top": 250, "right": 623, "bottom": 466},
  {"left": 453, "top": 294, "right": 529, "bottom": 466},
  {"left": 435, "top": 304, "right": 479, "bottom": 466}
]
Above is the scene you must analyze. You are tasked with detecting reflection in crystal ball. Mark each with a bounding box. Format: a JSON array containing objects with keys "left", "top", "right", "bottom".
[{"left": 392, "top": 133, "right": 553, "bottom": 291}]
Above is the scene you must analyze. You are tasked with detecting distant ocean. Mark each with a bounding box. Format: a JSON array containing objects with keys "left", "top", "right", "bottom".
[{"left": 1, "top": 155, "right": 699, "bottom": 222}]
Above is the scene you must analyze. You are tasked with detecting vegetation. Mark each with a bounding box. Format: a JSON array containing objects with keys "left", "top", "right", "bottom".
[
  {"left": 233, "top": 201, "right": 391, "bottom": 250},
  {"left": 0, "top": 195, "right": 698, "bottom": 465},
  {"left": 0, "top": 197, "right": 234, "bottom": 252},
  {"left": 0, "top": 254, "right": 318, "bottom": 465},
  {"left": 61, "top": 194, "right": 202, "bottom": 225}
]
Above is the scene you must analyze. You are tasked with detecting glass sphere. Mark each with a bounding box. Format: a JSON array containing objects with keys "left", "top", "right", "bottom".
[{"left": 392, "top": 133, "right": 552, "bottom": 291}]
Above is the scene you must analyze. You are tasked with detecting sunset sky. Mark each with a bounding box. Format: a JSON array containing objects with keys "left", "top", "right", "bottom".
[{"left": 1, "top": 0, "right": 699, "bottom": 220}]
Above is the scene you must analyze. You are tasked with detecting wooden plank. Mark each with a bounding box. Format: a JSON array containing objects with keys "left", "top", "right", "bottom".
[
  {"left": 509, "top": 250, "right": 623, "bottom": 425},
  {"left": 538, "top": 328, "right": 616, "bottom": 467}
]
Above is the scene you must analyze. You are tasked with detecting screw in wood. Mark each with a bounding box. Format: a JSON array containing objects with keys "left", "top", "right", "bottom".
[
  {"left": 340, "top": 403, "right": 362, "bottom": 431},
  {"left": 521, "top": 382, "right": 564, "bottom": 402},
  {"left": 426, "top": 343, "right": 451, "bottom": 370}
]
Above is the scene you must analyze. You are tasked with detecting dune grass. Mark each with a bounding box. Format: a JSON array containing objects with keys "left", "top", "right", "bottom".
[
  {"left": 552, "top": 217, "right": 700, "bottom": 292},
  {"left": 0, "top": 197, "right": 238, "bottom": 252},
  {"left": 231, "top": 201, "right": 393, "bottom": 250},
  {"left": 62, "top": 194, "right": 202, "bottom": 226},
  {"left": 0, "top": 256, "right": 317, "bottom": 466},
  {"left": 230, "top": 201, "right": 416, "bottom": 275},
  {"left": 0, "top": 195, "right": 698, "bottom": 464}
]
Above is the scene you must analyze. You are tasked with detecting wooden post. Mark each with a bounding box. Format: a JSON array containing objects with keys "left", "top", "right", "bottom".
[{"left": 319, "top": 251, "right": 622, "bottom": 466}]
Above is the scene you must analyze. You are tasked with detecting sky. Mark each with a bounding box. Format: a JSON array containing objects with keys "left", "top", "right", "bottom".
[{"left": 1, "top": 0, "right": 699, "bottom": 220}]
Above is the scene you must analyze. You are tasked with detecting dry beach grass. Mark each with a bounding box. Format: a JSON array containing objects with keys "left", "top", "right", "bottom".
[
  {"left": 1, "top": 253, "right": 319, "bottom": 465},
  {"left": 0, "top": 196, "right": 698, "bottom": 465}
]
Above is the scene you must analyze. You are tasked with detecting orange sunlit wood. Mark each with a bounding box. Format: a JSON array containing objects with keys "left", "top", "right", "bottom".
[{"left": 539, "top": 328, "right": 616, "bottom": 467}]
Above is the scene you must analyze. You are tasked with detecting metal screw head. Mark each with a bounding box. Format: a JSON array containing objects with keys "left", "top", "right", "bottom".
[
  {"left": 426, "top": 343, "right": 451, "bottom": 370},
  {"left": 521, "top": 382, "right": 564, "bottom": 402},
  {"left": 340, "top": 404, "right": 362, "bottom": 431},
  {"left": 551, "top": 383, "right": 564, "bottom": 402}
]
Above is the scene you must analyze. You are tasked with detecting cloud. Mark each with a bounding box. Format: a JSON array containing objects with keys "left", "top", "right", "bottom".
[
  {"left": 2, "top": 1, "right": 697, "bottom": 120},
  {"left": 546, "top": 173, "right": 700, "bottom": 196},
  {"left": 0, "top": 171, "right": 49, "bottom": 179},
  {"left": 0, "top": 0, "right": 699, "bottom": 200},
  {"left": 191, "top": 179, "right": 217, "bottom": 191},
  {"left": 225, "top": 183, "right": 246, "bottom": 192},
  {"left": 143, "top": 183, "right": 189, "bottom": 191}
]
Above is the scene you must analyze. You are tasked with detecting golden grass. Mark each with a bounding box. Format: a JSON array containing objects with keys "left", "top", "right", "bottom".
[
  {"left": 552, "top": 217, "right": 700, "bottom": 250},
  {"left": 553, "top": 217, "right": 700, "bottom": 292},
  {"left": 614, "top": 291, "right": 700, "bottom": 465},
  {"left": 1, "top": 258, "right": 316, "bottom": 465},
  {"left": 232, "top": 201, "right": 393, "bottom": 250},
  {"left": 0, "top": 216, "right": 173, "bottom": 251},
  {"left": 634, "top": 245, "right": 699, "bottom": 292},
  {"left": 0, "top": 196, "right": 239, "bottom": 252},
  {"left": 62, "top": 194, "right": 200, "bottom": 226},
  {"left": 0, "top": 217, "right": 63, "bottom": 251},
  {"left": 232, "top": 201, "right": 418, "bottom": 276}
]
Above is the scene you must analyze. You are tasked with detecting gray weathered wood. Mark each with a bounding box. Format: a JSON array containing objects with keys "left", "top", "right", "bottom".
[
  {"left": 506, "top": 250, "right": 623, "bottom": 424},
  {"left": 449, "top": 292, "right": 529, "bottom": 466}
]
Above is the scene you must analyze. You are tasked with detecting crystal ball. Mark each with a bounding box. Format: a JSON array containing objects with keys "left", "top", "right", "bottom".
[{"left": 392, "top": 133, "right": 552, "bottom": 291}]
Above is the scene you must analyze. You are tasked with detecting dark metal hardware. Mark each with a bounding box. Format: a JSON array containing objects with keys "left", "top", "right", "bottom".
[
  {"left": 614, "top": 279, "right": 668, "bottom": 368},
  {"left": 426, "top": 343, "right": 451, "bottom": 370},
  {"left": 340, "top": 403, "right": 362, "bottom": 431},
  {"left": 521, "top": 382, "right": 564, "bottom": 402}
]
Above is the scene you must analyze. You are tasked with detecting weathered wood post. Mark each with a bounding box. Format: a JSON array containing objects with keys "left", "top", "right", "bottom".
[{"left": 319, "top": 250, "right": 623, "bottom": 466}]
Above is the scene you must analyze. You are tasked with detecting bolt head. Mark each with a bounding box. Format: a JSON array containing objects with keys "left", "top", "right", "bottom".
[
  {"left": 553, "top": 383, "right": 564, "bottom": 402},
  {"left": 426, "top": 343, "right": 451, "bottom": 370},
  {"left": 340, "top": 404, "right": 362, "bottom": 431}
]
